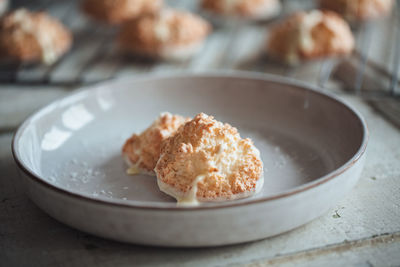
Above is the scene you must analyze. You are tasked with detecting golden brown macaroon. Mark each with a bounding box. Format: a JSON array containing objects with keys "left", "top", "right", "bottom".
[
  {"left": 267, "top": 10, "right": 355, "bottom": 65},
  {"left": 0, "top": 9, "right": 72, "bottom": 64},
  {"left": 118, "top": 9, "right": 211, "bottom": 61},
  {"left": 155, "top": 113, "right": 264, "bottom": 205},
  {"left": 320, "top": 0, "right": 394, "bottom": 21},
  {"left": 122, "top": 112, "right": 190, "bottom": 175},
  {"left": 82, "top": 0, "right": 163, "bottom": 25},
  {"left": 202, "top": 0, "right": 281, "bottom": 20}
]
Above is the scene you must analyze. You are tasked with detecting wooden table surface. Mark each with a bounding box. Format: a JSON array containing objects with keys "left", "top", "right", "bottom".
[{"left": 1, "top": 0, "right": 400, "bottom": 266}]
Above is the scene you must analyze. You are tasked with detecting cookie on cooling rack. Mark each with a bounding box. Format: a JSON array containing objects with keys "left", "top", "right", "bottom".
[
  {"left": 0, "top": 8, "right": 72, "bottom": 64},
  {"left": 82, "top": 0, "right": 163, "bottom": 25},
  {"left": 122, "top": 112, "right": 190, "bottom": 175},
  {"left": 267, "top": 10, "right": 354, "bottom": 65},
  {"left": 201, "top": 0, "right": 281, "bottom": 21},
  {"left": 155, "top": 113, "right": 264, "bottom": 205},
  {"left": 118, "top": 9, "right": 211, "bottom": 61},
  {"left": 319, "top": 0, "right": 394, "bottom": 21}
]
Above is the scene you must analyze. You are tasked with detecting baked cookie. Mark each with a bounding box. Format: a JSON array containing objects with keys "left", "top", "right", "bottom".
[
  {"left": 201, "top": 0, "right": 281, "bottom": 20},
  {"left": 122, "top": 112, "right": 190, "bottom": 175},
  {"left": 267, "top": 10, "right": 354, "bottom": 65},
  {"left": 0, "top": 9, "right": 72, "bottom": 64},
  {"left": 118, "top": 9, "right": 211, "bottom": 61},
  {"left": 155, "top": 113, "right": 264, "bottom": 205},
  {"left": 320, "top": 0, "right": 394, "bottom": 21},
  {"left": 82, "top": 0, "right": 163, "bottom": 25}
]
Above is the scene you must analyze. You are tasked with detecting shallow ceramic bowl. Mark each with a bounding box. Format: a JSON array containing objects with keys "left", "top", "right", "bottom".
[{"left": 12, "top": 72, "right": 368, "bottom": 247}]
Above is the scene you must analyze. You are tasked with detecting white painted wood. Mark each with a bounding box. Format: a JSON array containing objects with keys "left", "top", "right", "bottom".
[{"left": 247, "top": 233, "right": 400, "bottom": 267}]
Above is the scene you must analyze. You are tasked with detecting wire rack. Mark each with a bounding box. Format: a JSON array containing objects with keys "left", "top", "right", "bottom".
[{"left": 1, "top": 0, "right": 399, "bottom": 124}]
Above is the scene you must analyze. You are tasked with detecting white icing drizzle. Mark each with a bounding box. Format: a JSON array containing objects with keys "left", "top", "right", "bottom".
[
  {"left": 123, "top": 153, "right": 155, "bottom": 176},
  {"left": 153, "top": 10, "right": 173, "bottom": 42},
  {"left": 285, "top": 10, "right": 324, "bottom": 64},
  {"left": 154, "top": 22, "right": 170, "bottom": 42},
  {"left": 176, "top": 174, "right": 206, "bottom": 206},
  {"left": 124, "top": 153, "right": 141, "bottom": 175},
  {"left": 298, "top": 10, "right": 324, "bottom": 52},
  {"left": 126, "top": 166, "right": 140, "bottom": 175},
  {"left": 157, "top": 173, "right": 264, "bottom": 205}
]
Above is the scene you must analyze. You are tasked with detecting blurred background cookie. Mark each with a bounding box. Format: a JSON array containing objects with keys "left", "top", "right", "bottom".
[
  {"left": 82, "top": 0, "right": 163, "bottom": 25},
  {"left": 267, "top": 10, "right": 354, "bottom": 65},
  {"left": 118, "top": 9, "right": 211, "bottom": 61},
  {"left": 0, "top": 8, "right": 72, "bottom": 65},
  {"left": 319, "top": 0, "right": 394, "bottom": 21},
  {"left": 201, "top": 0, "right": 281, "bottom": 21}
]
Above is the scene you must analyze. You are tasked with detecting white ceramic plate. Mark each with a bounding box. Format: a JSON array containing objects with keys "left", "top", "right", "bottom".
[{"left": 12, "top": 72, "right": 368, "bottom": 247}]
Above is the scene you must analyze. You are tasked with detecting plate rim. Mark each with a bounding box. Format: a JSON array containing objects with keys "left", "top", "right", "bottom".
[{"left": 11, "top": 71, "right": 369, "bottom": 211}]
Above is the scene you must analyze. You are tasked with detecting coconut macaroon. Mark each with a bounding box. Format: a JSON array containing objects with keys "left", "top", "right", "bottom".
[
  {"left": 201, "top": 0, "right": 281, "bottom": 20},
  {"left": 122, "top": 113, "right": 190, "bottom": 175},
  {"left": 267, "top": 10, "right": 354, "bottom": 65},
  {"left": 118, "top": 9, "right": 211, "bottom": 61},
  {"left": 319, "top": 0, "right": 394, "bottom": 21},
  {"left": 82, "top": 0, "right": 163, "bottom": 25},
  {"left": 155, "top": 113, "right": 264, "bottom": 205},
  {"left": 0, "top": 9, "right": 72, "bottom": 64}
]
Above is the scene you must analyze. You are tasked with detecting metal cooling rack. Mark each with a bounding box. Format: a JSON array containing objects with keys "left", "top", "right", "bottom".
[{"left": 0, "top": 0, "right": 399, "bottom": 125}]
